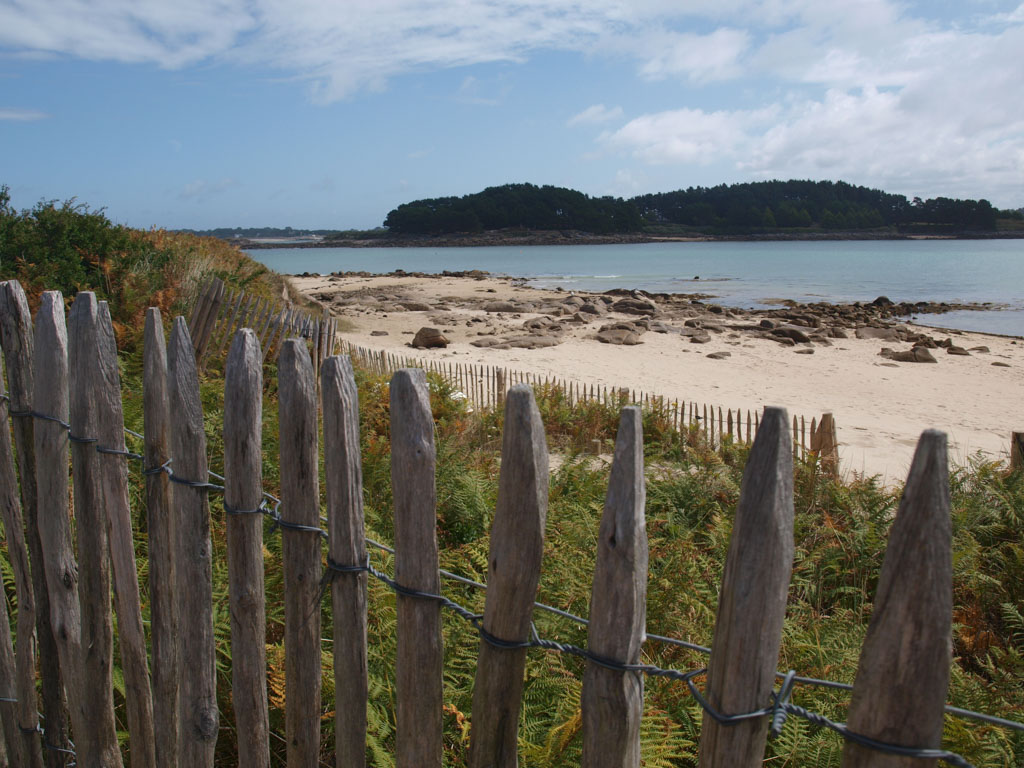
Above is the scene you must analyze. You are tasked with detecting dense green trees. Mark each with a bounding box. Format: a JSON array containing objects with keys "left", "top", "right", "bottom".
[
  {"left": 382, "top": 179, "right": 1003, "bottom": 235},
  {"left": 383, "top": 183, "right": 644, "bottom": 234}
]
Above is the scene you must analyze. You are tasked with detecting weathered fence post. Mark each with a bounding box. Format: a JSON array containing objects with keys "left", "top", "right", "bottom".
[
  {"left": 582, "top": 406, "right": 647, "bottom": 768},
  {"left": 0, "top": 281, "right": 67, "bottom": 766},
  {"left": 322, "top": 355, "right": 368, "bottom": 768},
  {"left": 0, "top": 574, "right": 20, "bottom": 764},
  {"left": 224, "top": 329, "right": 271, "bottom": 768},
  {"left": 391, "top": 369, "right": 443, "bottom": 768},
  {"left": 698, "top": 406, "right": 794, "bottom": 768},
  {"left": 1011, "top": 431, "right": 1024, "bottom": 470},
  {"left": 841, "top": 430, "right": 951, "bottom": 768},
  {"left": 0, "top": 353, "right": 43, "bottom": 768},
  {"left": 168, "top": 317, "right": 218, "bottom": 767},
  {"left": 67, "top": 293, "right": 124, "bottom": 767},
  {"left": 278, "top": 339, "right": 322, "bottom": 768},
  {"left": 144, "top": 308, "right": 179, "bottom": 768},
  {"left": 33, "top": 291, "right": 101, "bottom": 761},
  {"left": 97, "top": 300, "right": 157, "bottom": 768},
  {"left": 468, "top": 384, "right": 549, "bottom": 768}
]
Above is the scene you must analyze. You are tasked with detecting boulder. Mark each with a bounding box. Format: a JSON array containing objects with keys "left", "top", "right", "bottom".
[
  {"left": 597, "top": 329, "right": 643, "bottom": 345},
  {"left": 946, "top": 346, "right": 970, "bottom": 356},
  {"left": 856, "top": 326, "right": 900, "bottom": 341},
  {"left": 399, "top": 301, "right": 432, "bottom": 311},
  {"left": 611, "top": 297, "right": 658, "bottom": 316},
  {"left": 880, "top": 347, "right": 937, "bottom": 363},
  {"left": 578, "top": 302, "right": 606, "bottom": 315},
  {"left": 506, "top": 335, "right": 561, "bottom": 349},
  {"left": 370, "top": 330, "right": 388, "bottom": 336},
  {"left": 970, "top": 346, "right": 990, "bottom": 353},
  {"left": 795, "top": 348, "right": 815, "bottom": 355},
  {"left": 689, "top": 332, "right": 712, "bottom": 344},
  {"left": 706, "top": 351, "right": 731, "bottom": 359},
  {"left": 772, "top": 326, "right": 812, "bottom": 343},
  {"left": 872, "top": 296, "right": 894, "bottom": 306},
  {"left": 470, "top": 337, "right": 503, "bottom": 348},
  {"left": 411, "top": 327, "right": 449, "bottom": 348},
  {"left": 483, "top": 301, "right": 517, "bottom": 313}
]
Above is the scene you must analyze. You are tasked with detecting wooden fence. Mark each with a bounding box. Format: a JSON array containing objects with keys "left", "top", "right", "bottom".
[
  {"left": 0, "top": 279, "right": 982, "bottom": 768},
  {"left": 189, "top": 280, "right": 839, "bottom": 464},
  {"left": 340, "top": 340, "right": 839, "bottom": 464},
  {"left": 188, "top": 276, "right": 339, "bottom": 377}
]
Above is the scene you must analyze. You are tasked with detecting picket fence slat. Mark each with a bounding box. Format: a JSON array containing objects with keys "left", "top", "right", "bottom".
[
  {"left": 169, "top": 318, "right": 218, "bottom": 767},
  {"left": 143, "top": 308, "right": 179, "bottom": 768},
  {"left": 699, "top": 407, "right": 794, "bottom": 768},
  {"left": 0, "top": 571, "right": 19, "bottom": 764},
  {"left": 322, "top": 355, "right": 369, "bottom": 768},
  {"left": 841, "top": 430, "right": 952, "bottom": 768},
  {"left": 224, "top": 329, "right": 271, "bottom": 768},
  {"left": 99, "top": 300, "right": 157, "bottom": 768},
  {"left": 0, "top": 281, "right": 67, "bottom": 766},
  {"left": 279, "top": 340, "right": 322, "bottom": 768},
  {"left": 67, "top": 294, "right": 124, "bottom": 766},
  {"left": 391, "top": 369, "right": 444, "bottom": 768},
  {"left": 0, "top": 353, "right": 43, "bottom": 768},
  {"left": 582, "top": 406, "right": 647, "bottom": 767},
  {"left": 468, "top": 384, "right": 549, "bottom": 768}
]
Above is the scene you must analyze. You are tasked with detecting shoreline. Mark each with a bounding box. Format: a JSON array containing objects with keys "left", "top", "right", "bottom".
[
  {"left": 289, "top": 271, "right": 1023, "bottom": 482},
  {"left": 236, "top": 228, "right": 1024, "bottom": 250}
]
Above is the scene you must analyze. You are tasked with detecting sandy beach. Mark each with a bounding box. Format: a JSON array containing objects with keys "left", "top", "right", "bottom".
[{"left": 291, "top": 272, "right": 1022, "bottom": 482}]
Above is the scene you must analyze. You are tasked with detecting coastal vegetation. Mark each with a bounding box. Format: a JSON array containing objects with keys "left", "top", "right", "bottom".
[
  {"left": 1, "top": 189, "right": 1022, "bottom": 765},
  {"left": 375, "top": 179, "right": 1016, "bottom": 238}
]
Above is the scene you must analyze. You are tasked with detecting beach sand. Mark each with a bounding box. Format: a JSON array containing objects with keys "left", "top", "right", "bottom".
[{"left": 291, "top": 272, "right": 1023, "bottom": 483}]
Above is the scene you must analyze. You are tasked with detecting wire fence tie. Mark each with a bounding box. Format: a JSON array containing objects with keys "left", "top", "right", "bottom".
[{"left": 770, "top": 669, "right": 798, "bottom": 738}]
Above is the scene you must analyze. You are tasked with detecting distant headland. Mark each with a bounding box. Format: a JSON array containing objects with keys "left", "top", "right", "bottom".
[{"left": 179, "top": 179, "right": 1024, "bottom": 248}]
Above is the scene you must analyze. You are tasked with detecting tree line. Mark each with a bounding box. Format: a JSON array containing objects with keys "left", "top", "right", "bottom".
[{"left": 383, "top": 180, "right": 1015, "bottom": 235}]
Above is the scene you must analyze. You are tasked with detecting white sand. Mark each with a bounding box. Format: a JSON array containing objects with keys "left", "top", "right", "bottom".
[{"left": 292, "top": 273, "right": 1023, "bottom": 483}]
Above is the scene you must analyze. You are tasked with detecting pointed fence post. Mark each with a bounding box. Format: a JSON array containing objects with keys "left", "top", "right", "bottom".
[
  {"left": 168, "top": 318, "right": 218, "bottom": 767},
  {"left": 391, "top": 369, "right": 443, "bottom": 768},
  {"left": 278, "top": 339, "right": 322, "bottom": 768},
  {"left": 841, "top": 430, "right": 952, "bottom": 768},
  {"left": 0, "top": 353, "right": 43, "bottom": 768},
  {"left": 582, "top": 406, "right": 647, "bottom": 768},
  {"left": 468, "top": 384, "right": 549, "bottom": 768},
  {"left": 224, "top": 329, "right": 271, "bottom": 768},
  {"left": 698, "top": 406, "right": 794, "bottom": 768},
  {"left": 0, "top": 281, "right": 67, "bottom": 766},
  {"left": 322, "top": 355, "right": 368, "bottom": 768},
  {"left": 67, "top": 293, "right": 124, "bottom": 766},
  {"left": 34, "top": 292, "right": 102, "bottom": 761},
  {"left": 144, "top": 308, "right": 179, "bottom": 768},
  {"left": 96, "top": 300, "right": 156, "bottom": 768},
  {"left": 1011, "top": 431, "right": 1024, "bottom": 470}
]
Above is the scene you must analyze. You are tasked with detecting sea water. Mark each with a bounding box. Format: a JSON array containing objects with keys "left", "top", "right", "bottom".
[{"left": 249, "top": 239, "right": 1024, "bottom": 336}]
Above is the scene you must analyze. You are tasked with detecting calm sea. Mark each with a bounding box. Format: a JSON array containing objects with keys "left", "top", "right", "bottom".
[{"left": 249, "top": 239, "right": 1024, "bottom": 336}]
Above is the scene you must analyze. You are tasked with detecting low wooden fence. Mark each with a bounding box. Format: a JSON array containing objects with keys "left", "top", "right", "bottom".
[
  {"left": 188, "top": 276, "right": 338, "bottom": 377},
  {"left": 0, "top": 278, "right": 1011, "bottom": 768},
  {"left": 341, "top": 341, "right": 839, "bottom": 465}
]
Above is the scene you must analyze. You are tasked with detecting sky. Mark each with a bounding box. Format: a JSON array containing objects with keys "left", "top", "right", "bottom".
[{"left": 1, "top": 0, "right": 1023, "bottom": 230}]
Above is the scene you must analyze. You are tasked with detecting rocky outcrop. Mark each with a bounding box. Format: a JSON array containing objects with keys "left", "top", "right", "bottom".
[{"left": 411, "top": 327, "right": 449, "bottom": 348}]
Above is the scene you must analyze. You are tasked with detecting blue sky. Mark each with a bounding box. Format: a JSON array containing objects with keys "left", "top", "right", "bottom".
[{"left": 1, "top": 0, "right": 1023, "bottom": 230}]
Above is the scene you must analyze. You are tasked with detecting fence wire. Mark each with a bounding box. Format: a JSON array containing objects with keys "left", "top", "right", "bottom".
[{"left": 0, "top": 400, "right": 1021, "bottom": 768}]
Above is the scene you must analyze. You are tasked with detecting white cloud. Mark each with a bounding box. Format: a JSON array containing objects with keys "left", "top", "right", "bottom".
[
  {"left": 568, "top": 104, "right": 623, "bottom": 126},
  {"left": 179, "top": 177, "right": 239, "bottom": 201},
  {"left": 0, "top": 107, "right": 47, "bottom": 121},
  {"left": 637, "top": 28, "right": 750, "bottom": 82}
]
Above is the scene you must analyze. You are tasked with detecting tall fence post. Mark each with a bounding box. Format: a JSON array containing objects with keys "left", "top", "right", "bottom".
[
  {"left": 97, "top": 300, "right": 157, "bottom": 768},
  {"left": 322, "top": 356, "right": 368, "bottom": 768},
  {"left": 144, "top": 308, "right": 179, "bottom": 768},
  {"left": 698, "top": 407, "right": 794, "bottom": 768},
  {"left": 841, "top": 430, "right": 951, "bottom": 768},
  {"left": 34, "top": 291, "right": 101, "bottom": 761},
  {"left": 0, "top": 352, "right": 43, "bottom": 768},
  {"left": 468, "top": 384, "right": 549, "bottom": 768},
  {"left": 67, "top": 293, "right": 124, "bottom": 766},
  {"left": 278, "top": 339, "right": 322, "bottom": 768},
  {"left": 224, "top": 329, "right": 271, "bottom": 768},
  {"left": 0, "top": 281, "right": 67, "bottom": 766},
  {"left": 168, "top": 318, "right": 218, "bottom": 767},
  {"left": 391, "top": 369, "right": 443, "bottom": 768},
  {"left": 0, "top": 567, "right": 20, "bottom": 764},
  {"left": 582, "top": 406, "right": 647, "bottom": 768},
  {"left": 1011, "top": 431, "right": 1024, "bottom": 470}
]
